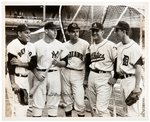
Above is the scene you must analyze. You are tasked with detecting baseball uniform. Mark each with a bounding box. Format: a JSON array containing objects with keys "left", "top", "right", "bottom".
[
  {"left": 32, "top": 39, "right": 69, "bottom": 117},
  {"left": 117, "top": 39, "right": 144, "bottom": 116},
  {"left": 61, "top": 38, "right": 89, "bottom": 116},
  {"left": 7, "top": 38, "right": 36, "bottom": 117},
  {"left": 88, "top": 39, "right": 117, "bottom": 117}
]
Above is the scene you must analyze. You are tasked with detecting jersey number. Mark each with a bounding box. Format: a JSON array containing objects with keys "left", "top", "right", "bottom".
[{"left": 123, "top": 55, "right": 129, "bottom": 66}]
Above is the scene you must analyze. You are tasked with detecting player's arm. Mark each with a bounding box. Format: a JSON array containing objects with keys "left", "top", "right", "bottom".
[
  {"left": 113, "top": 58, "right": 119, "bottom": 80},
  {"left": 53, "top": 55, "right": 68, "bottom": 67},
  {"left": 133, "top": 57, "right": 143, "bottom": 93},
  {"left": 10, "top": 56, "right": 37, "bottom": 70},
  {"left": 84, "top": 53, "right": 91, "bottom": 87},
  {"left": 108, "top": 58, "right": 118, "bottom": 85},
  {"left": 7, "top": 53, "right": 19, "bottom": 91}
]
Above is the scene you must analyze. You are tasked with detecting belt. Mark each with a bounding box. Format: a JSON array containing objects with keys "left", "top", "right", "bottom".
[
  {"left": 15, "top": 73, "right": 28, "bottom": 77},
  {"left": 66, "top": 67, "right": 83, "bottom": 71},
  {"left": 36, "top": 68, "right": 57, "bottom": 72},
  {"left": 90, "top": 69, "right": 106, "bottom": 73},
  {"left": 119, "top": 74, "right": 134, "bottom": 79}
]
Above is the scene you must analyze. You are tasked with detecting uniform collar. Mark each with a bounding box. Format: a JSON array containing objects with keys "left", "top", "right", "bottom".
[{"left": 18, "top": 38, "right": 27, "bottom": 45}]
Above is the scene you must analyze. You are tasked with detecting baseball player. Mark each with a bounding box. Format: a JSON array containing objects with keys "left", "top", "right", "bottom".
[
  {"left": 87, "top": 22, "right": 117, "bottom": 117},
  {"left": 113, "top": 21, "right": 144, "bottom": 117},
  {"left": 61, "top": 23, "right": 89, "bottom": 117},
  {"left": 7, "top": 24, "right": 37, "bottom": 117},
  {"left": 32, "top": 22, "right": 69, "bottom": 117}
]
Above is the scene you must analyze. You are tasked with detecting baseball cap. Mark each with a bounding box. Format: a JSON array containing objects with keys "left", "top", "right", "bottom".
[
  {"left": 68, "top": 23, "right": 80, "bottom": 32},
  {"left": 17, "top": 24, "right": 30, "bottom": 32},
  {"left": 113, "top": 21, "right": 130, "bottom": 32},
  {"left": 44, "top": 22, "right": 59, "bottom": 30},
  {"left": 90, "top": 22, "right": 104, "bottom": 30}
]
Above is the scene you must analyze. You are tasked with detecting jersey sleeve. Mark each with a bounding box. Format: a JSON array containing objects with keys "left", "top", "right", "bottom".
[
  {"left": 85, "top": 43, "right": 90, "bottom": 55},
  {"left": 130, "top": 44, "right": 143, "bottom": 65},
  {"left": 7, "top": 41, "right": 18, "bottom": 56},
  {"left": 60, "top": 44, "right": 69, "bottom": 59},
  {"left": 29, "top": 42, "right": 36, "bottom": 57},
  {"left": 110, "top": 43, "right": 117, "bottom": 62}
]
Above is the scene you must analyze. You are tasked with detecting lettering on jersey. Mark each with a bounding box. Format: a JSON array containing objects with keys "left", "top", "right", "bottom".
[
  {"left": 68, "top": 51, "right": 83, "bottom": 61},
  {"left": 90, "top": 52, "right": 105, "bottom": 62},
  {"left": 123, "top": 55, "right": 129, "bottom": 66},
  {"left": 18, "top": 48, "right": 25, "bottom": 57},
  {"left": 52, "top": 51, "right": 59, "bottom": 58},
  {"left": 113, "top": 46, "right": 117, "bottom": 50},
  {"left": 28, "top": 51, "right": 32, "bottom": 56}
]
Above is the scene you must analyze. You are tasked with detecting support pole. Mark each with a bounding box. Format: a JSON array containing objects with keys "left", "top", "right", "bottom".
[
  {"left": 59, "top": 5, "right": 67, "bottom": 42},
  {"left": 43, "top": 5, "right": 46, "bottom": 21},
  {"left": 106, "top": 6, "right": 128, "bottom": 40},
  {"left": 71, "top": 6, "right": 82, "bottom": 23}
]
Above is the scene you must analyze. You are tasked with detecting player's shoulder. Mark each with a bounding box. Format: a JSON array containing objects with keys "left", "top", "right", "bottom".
[
  {"left": 27, "top": 42, "right": 34, "bottom": 45},
  {"left": 7, "top": 38, "right": 19, "bottom": 47},
  {"left": 106, "top": 39, "right": 117, "bottom": 48},
  {"left": 131, "top": 39, "right": 142, "bottom": 51},
  {"left": 54, "top": 39, "right": 65, "bottom": 47},
  {"left": 79, "top": 38, "right": 89, "bottom": 45},
  {"left": 27, "top": 42, "right": 35, "bottom": 48},
  {"left": 106, "top": 39, "right": 116, "bottom": 45},
  {"left": 34, "top": 39, "right": 43, "bottom": 45},
  {"left": 116, "top": 42, "right": 122, "bottom": 47},
  {"left": 63, "top": 40, "right": 69, "bottom": 46},
  {"left": 54, "top": 39, "right": 63, "bottom": 44}
]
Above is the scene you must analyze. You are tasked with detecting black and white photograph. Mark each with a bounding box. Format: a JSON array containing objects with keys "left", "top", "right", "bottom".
[{"left": 1, "top": 0, "right": 149, "bottom": 121}]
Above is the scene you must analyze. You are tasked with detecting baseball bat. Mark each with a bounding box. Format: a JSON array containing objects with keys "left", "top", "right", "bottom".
[{"left": 29, "top": 50, "right": 63, "bottom": 97}]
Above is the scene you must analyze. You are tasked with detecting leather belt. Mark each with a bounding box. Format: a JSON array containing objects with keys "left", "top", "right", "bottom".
[
  {"left": 66, "top": 67, "right": 83, "bottom": 71},
  {"left": 90, "top": 69, "right": 106, "bottom": 73},
  {"left": 36, "top": 68, "right": 57, "bottom": 72},
  {"left": 119, "top": 74, "right": 134, "bottom": 79},
  {"left": 15, "top": 73, "right": 28, "bottom": 77}
]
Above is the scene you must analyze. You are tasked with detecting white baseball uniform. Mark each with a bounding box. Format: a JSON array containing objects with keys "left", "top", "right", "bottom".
[
  {"left": 61, "top": 38, "right": 89, "bottom": 115},
  {"left": 88, "top": 39, "right": 117, "bottom": 117},
  {"left": 117, "top": 39, "right": 144, "bottom": 116},
  {"left": 7, "top": 38, "right": 36, "bottom": 117},
  {"left": 32, "top": 39, "right": 69, "bottom": 117}
]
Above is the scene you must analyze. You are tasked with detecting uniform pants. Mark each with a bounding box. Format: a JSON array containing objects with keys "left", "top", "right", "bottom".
[
  {"left": 120, "top": 76, "right": 144, "bottom": 117},
  {"left": 32, "top": 71, "right": 61, "bottom": 117},
  {"left": 6, "top": 74, "right": 29, "bottom": 117},
  {"left": 88, "top": 71, "right": 112, "bottom": 117},
  {"left": 61, "top": 68, "right": 85, "bottom": 115}
]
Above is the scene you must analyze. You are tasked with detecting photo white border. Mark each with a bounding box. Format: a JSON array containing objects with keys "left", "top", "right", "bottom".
[{"left": 1, "top": 0, "right": 150, "bottom": 122}]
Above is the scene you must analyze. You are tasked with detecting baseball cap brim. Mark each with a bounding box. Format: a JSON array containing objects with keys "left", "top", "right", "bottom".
[
  {"left": 51, "top": 26, "right": 60, "bottom": 30},
  {"left": 90, "top": 27, "right": 100, "bottom": 30},
  {"left": 112, "top": 25, "right": 121, "bottom": 28},
  {"left": 68, "top": 27, "right": 80, "bottom": 32}
]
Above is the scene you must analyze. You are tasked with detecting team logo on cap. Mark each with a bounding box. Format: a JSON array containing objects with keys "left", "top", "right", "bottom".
[
  {"left": 72, "top": 23, "right": 77, "bottom": 27},
  {"left": 93, "top": 23, "right": 97, "bottom": 27}
]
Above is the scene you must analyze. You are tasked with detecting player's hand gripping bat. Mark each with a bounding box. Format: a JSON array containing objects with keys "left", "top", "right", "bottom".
[{"left": 29, "top": 50, "right": 63, "bottom": 97}]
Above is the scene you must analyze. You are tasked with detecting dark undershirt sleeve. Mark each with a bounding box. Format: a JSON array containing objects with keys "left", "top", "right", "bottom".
[
  {"left": 60, "top": 55, "right": 68, "bottom": 66},
  {"left": 135, "top": 57, "right": 143, "bottom": 66},
  {"left": 7, "top": 53, "right": 17, "bottom": 75},
  {"left": 85, "top": 53, "right": 91, "bottom": 73},
  {"left": 113, "top": 58, "right": 119, "bottom": 79},
  {"left": 28, "top": 56, "right": 37, "bottom": 70}
]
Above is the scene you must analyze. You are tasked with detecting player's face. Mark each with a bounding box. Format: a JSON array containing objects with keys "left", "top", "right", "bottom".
[
  {"left": 114, "top": 28, "right": 124, "bottom": 40},
  {"left": 69, "top": 29, "right": 79, "bottom": 41},
  {"left": 46, "top": 29, "right": 57, "bottom": 39},
  {"left": 18, "top": 30, "right": 31, "bottom": 43},
  {"left": 91, "top": 29, "right": 103, "bottom": 40}
]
